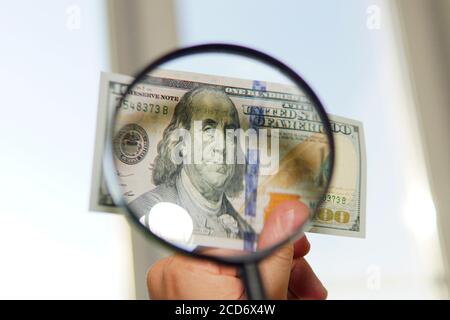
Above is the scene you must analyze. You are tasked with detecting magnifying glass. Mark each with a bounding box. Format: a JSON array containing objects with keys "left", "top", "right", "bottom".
[{"left": 103, "top": 44, "right": 334, "bottom": 300}]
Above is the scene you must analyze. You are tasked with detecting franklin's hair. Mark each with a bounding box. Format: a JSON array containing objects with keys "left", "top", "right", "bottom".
[{"left": 152, "top": 86, "right": 244, "bottom": 197}]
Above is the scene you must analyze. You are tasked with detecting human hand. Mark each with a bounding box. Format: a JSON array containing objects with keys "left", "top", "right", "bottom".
[{"left": 146, "top": 200, "right": 327, "bottom": 299}]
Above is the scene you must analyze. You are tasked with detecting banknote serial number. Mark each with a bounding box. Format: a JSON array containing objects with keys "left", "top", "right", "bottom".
[
  {"left": 118, "top": 99, "right": 169, "bottom": 114},
  {"left": 324, "top": 194, "right": 347, "bottom": 204}
]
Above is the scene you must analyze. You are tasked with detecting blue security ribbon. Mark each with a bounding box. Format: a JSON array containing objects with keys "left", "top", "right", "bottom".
[{"left": 243, "top": 80, "right": 267, "bottom": 251}]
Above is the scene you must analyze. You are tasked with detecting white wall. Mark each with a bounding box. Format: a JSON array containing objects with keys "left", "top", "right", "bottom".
[{"left": 0, "top": 0, "right": 135, "bottom": 299}]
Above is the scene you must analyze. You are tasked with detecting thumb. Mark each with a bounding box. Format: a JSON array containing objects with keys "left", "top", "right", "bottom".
[{"left": 257, "top": 200, "right": 310, "bottom": 299}]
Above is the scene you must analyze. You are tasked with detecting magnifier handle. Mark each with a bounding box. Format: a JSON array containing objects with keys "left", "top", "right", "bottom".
[{"left": 241, "top": 262, "right": 266, "bottom": 300}]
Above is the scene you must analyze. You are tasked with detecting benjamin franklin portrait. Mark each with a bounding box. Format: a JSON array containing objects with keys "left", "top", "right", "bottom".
[{"left": 129, "top": 86, "right": 253, "bottom": 239}]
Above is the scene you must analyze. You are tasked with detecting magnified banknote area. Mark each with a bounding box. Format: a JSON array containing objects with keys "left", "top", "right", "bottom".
[{"left": 109, "top": 52, "right": 333, "bottom": 256}]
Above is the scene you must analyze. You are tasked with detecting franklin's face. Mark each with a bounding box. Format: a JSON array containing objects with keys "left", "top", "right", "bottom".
[{"left": 185, "top": 91, "right": 239, "bottom": 192}]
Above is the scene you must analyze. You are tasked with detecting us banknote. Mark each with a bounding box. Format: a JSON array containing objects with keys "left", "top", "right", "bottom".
[{"left": 90, "top": 71, "right": 366, "bottom": 246}]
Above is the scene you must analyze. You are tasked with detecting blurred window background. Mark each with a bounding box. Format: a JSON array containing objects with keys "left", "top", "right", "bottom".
[
  {"left": 0, "top": 0, "right": 448, "bottom": 299},
  {"left": 0, "top": 0, "right": 134, "bottom": 299},
  {"left": 171, "top": 0, "right": 450, "bottom": 299}
]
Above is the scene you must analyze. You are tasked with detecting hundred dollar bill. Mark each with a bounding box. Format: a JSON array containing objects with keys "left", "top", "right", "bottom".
[{"left": 90, "top": 71, "right": 366, "bottom": 247}]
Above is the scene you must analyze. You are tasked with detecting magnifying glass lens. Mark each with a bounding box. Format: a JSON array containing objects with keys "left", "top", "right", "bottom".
[{"left": 108, "top": 48, "right": 333, "bottom": 260}]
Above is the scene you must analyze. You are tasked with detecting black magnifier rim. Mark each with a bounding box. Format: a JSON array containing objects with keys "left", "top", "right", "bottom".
[{"left": 103, "top": 43, "right": 335, "bottom": 266}]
